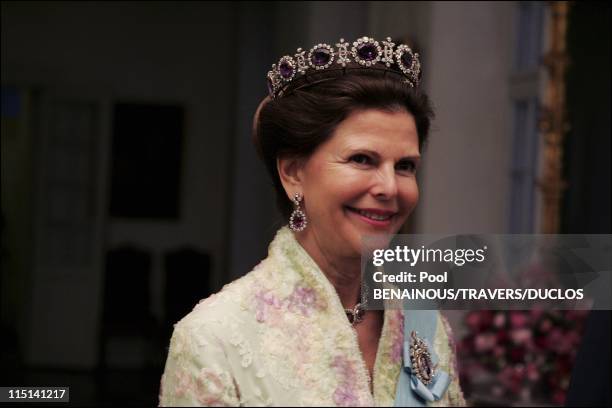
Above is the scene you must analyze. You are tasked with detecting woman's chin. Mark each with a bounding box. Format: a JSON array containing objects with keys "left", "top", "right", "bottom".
[
  {"left": 349, "top": 224, "right": 395, "bottom": 254},
  {"left": 363, "top": 234, "right": 394, "bottom": 253}
]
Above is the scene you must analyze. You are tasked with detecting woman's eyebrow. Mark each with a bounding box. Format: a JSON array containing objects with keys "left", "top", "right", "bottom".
[
  {"left": 343, "top": 147, "right": 420, "bottom": 160},
  {"left": 398, "top": 155, "right": 421, "bottom": 161},
  {"left": 351, "top": 148, "right": 381, "bottom": 158}
]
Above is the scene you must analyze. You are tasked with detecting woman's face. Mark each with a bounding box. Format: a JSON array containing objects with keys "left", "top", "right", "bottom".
[{"left": 295, "top": 108, "right": 421, "bottom": 260}]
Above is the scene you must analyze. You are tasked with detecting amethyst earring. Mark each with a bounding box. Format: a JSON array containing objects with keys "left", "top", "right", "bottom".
[{"left": 289, "top": 193, "right": 307, "bottom": 232}]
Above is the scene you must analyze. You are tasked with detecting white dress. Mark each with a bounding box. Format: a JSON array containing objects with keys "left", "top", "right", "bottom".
[{"left": 159, "top": 227, "right": 466, "bottom": 406}]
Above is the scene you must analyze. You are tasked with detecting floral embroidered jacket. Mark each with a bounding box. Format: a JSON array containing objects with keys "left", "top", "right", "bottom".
[{"left": 159, "top": 227, "right": 466, "bottom": 406}]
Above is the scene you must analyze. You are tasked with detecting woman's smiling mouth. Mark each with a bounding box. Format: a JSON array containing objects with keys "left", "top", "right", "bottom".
[{"left": 345, "top": 206, "right": 397, "bottom": 227}]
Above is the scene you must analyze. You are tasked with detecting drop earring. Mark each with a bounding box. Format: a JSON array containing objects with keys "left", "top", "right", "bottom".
[{"left": 289, "top": 192, "right": 307, "bottom": 232}]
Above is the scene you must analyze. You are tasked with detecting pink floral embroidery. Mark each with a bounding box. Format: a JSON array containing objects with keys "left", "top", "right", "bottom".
[
  {"left": 254, "top": 290, "right": 282, "bottom": 322},
  {"left": 333, "top": 383, "right": 359, "bottom": 406},
  {"left": 174, "top": 368, "right": 192, "bottom": 399},
  {"left": 441, "top": 314, "right": 460, "bottom": 377},
  {"left": 167, "top": 366, "right": 232, "bottom": 406},
  {"left": 254, "top": 284, "right": 324, "bottom": 323},
  {"left": 331, "top": 356, "right": 359, "bottom": 406},
  {"left": 195, "top": 370, "right": 227, "bottom": 406},
  {"left": 390, "top": 310, "right": 404, "bottom": 364},
  {"left": 287, "top": 286, "right": 318, "bottom": 316}
]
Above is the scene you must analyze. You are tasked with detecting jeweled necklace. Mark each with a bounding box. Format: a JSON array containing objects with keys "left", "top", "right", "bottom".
[
  {"left": 345, "top": 303, "right": 366, "bottom": 325},
  {"left": 345, "top": 284, "right": 368, "bottom": 325}
]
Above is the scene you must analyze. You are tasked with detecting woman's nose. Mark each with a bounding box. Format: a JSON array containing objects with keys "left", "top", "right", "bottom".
[{"left": 371, "top": 164, "right": 398, "bottom": 199}]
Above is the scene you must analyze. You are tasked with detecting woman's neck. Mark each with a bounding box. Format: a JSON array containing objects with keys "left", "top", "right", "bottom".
[{"left": 294, "top": 231, "right": 362, "bottom": 309}]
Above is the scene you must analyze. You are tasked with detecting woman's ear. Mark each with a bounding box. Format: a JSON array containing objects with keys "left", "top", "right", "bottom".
[{"left": 277, "top": 156, "right": 304, "bottom": 200}]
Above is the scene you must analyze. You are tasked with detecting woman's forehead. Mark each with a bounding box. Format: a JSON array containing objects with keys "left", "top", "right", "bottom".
[
  {"left": 338, "top": 109, "right": 416, "bottom": 133},
  {"left": 330, "top": 109, "right": 420, "bottom": 151}
]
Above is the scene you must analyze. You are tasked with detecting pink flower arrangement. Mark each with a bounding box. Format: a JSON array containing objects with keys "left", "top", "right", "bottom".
[{"left": 458, "top": 310, "right": 587, "bottom": 405}]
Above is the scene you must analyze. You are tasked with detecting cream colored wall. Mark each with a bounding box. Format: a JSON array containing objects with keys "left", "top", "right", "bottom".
[
  {"left": 369, "top": 1, "right": 516, "bottom": 234},
  {"left": 418, "top": 1, "right": 515, "bottom": 234}
]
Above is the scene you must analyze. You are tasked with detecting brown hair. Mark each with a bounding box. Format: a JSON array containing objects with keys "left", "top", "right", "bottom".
[{"left": 253, "top": 66, "right": 434, "bottom": 219}]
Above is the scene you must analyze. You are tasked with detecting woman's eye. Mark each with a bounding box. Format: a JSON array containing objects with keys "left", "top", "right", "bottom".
[
  {"left": 396, "top": 160, "right": 416, "bottom": 173},
  {"left": 349, "top": 154, "right": 372, "bottom": 165}
]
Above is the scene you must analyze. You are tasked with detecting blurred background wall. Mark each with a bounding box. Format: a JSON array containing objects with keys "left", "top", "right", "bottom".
[{"left": 1, "top": 1, "right": 609, "bottom": 406}]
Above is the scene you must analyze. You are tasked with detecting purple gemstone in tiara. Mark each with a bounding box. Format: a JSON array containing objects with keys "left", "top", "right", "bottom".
[
  {"left": 308, "top": 43, "right": 334, "bottom": 70},
  {"left": 312, "top": 48, "right": 331, "bottom": 66},
  {"left": 352, "top": 37, "right": 381, "bottom": 67},
  {"left": 278, "top": 56, "right": 296, "bottom": 81},
  {"left": 401, "top": 51, "right": 413, "bottom": 68},
  {"left": 357, "top": 43, "right": 378, "bottom": 61},
  {"left": 395, "top": 44, "right": 419, "bottom": 80},
  {"left": 279, "top": 62, "right": 293, "bottom": 78}
]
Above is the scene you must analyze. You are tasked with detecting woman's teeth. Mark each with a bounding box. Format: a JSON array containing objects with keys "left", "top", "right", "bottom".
[{"left": 356, "top": 209, "right": 392, "bottom": 221}]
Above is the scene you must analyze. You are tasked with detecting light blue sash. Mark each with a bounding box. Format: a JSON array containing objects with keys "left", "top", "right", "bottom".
[{"left": 394, "top": 309, "right": 451, "bottom": 406}]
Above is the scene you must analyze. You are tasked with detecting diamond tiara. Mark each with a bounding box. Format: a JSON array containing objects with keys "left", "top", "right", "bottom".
[{"left": 266, "top": 36, "right": 421, "bottom": 99}]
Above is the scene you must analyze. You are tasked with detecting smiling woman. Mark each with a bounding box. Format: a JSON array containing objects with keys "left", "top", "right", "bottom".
[
  {"left": 284, "top": 108, "right": 420, "bottom": 254},
  {"left": 159, "top": 37, "right": 466, "bottom": 406}
]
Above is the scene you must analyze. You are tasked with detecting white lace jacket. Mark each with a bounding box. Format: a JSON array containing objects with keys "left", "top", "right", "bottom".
[{"left": 159, "top": 227, "right": 466, "bottom": 406}]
